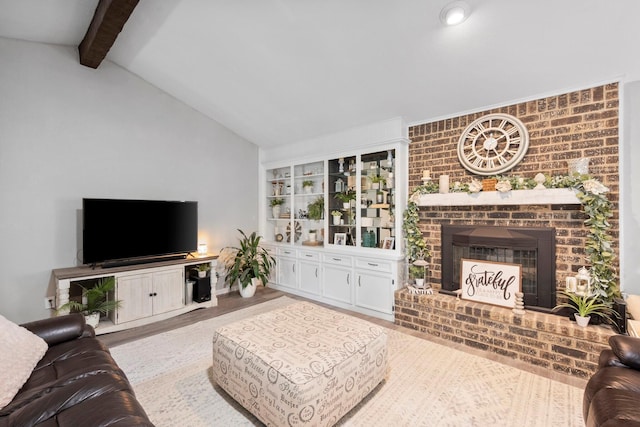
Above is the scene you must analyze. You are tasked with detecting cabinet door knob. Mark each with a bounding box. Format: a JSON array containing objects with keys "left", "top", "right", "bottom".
[
  {"left": 306, "top": 254, "right": 312, "bottom": 258},
  {"left": 368, "top": 262, "right": 378, "bottom": 267},
  {"left": 315, "top": 268, "right": 318, "bottom": 277},
  {"left": 333, "top": 258, "right": 341, "bottom": 261},
  {"left": 346, "top": 273, "right": 350, "bottom": 285},
  {"left": 358, "top": 276, "right": 361, "bottom": 287}
]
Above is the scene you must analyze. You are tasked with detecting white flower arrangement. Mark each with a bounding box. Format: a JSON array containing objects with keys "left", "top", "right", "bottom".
[
  {"left": 495, "top": 179, "right": 512, "bottom": 193},
  {"left": 468, "top": 179, "right": 482, "bottom": 193}
]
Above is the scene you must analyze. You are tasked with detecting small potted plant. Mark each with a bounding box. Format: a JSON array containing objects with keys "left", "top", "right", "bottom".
[
  {"left": 270, "top": 198, "right": 285, "bottom": 218},
  {"left": 554, "top": 290, "right": 618, "bottom": 327},
  {"left": 334, "top": 190, "right": 356, "bottom": 209},
  {"left": 57, "top": 277, "right": 122, "bottom": 328},
  {"left": 307, "top": 197, "right": 324, "bottom": 221},
  {"left": 331, "top": 210, "right": 342, "bottom": 225},
  {"left": 302, "top": 180, "right": 314, "bottom": 193},
  {"left": 223, "top": 229, "right": 276, "bottom": 298},
  {"left": 370, "top": 175, "right": 386, "bottom": 189},
  {"left": 193, "top": 263, "right": 211, "bottom": 278}
]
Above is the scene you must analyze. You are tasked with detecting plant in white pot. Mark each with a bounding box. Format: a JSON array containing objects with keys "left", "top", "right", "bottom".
[
  {"left": 302, "top": 180, "right": 314, "bottom": 193},
  {"left": 57, "top": 277, "right": 122, "bottom": 328},
  {"left": 192, "top": 263, "right": 211, "bottom": 278},
  {"left": 331, "top": 210, "right": 342, "bottom": 225},
  {"left": 223, "top": 229, "right": 276, "bottom": 298},
  {"left": 270, "top": 198, "right": 285, "bottom": 218},
  {"left": 554, "top": 290, "right": 618, "bottom": 327}
]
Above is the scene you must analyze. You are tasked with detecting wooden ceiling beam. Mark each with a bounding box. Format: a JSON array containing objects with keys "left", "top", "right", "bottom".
[{"left": 78, "top": 0, "right": 139, "bottom": 69}]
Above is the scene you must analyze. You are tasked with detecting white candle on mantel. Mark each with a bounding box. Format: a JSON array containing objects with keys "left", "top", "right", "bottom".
[
  {"left": 422, "top": 170, "right": 430, "bottom": 179},
  {"left": 439, "top": 175, "right": 450, "bottom": 194}
]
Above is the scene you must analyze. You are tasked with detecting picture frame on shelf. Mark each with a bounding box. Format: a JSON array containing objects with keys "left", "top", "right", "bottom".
[
  {"left": 334, "top": 233, "right": 347, "bottom": 246},
  {"left": 382, "top": 237, "right": 395, "bottom": 250}
]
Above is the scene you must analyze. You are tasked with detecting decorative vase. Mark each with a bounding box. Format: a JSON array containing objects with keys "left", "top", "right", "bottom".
[
  {"left": 272, "top": 205, "right": 281, "bottom": 219},
  {"left": 333, "top": 215, "right": 341, "bottom": 225},
  {"left": 415, "top": 278, "right": 425, "bottom": 288},
  {"left": 85, "top": 312, "right": 100, "bottom": 328},
  {"left": 304, "top": 186, "right": 313, "bottom": 194},
  {"left": 198, "top": 270, "right": 207, "bottom": 278},
  {"left": 575, "top": 314, "right": 591, "bottom": 327},
  {"left": 239, "top": 278, "right": 260, "bottom": 298}
]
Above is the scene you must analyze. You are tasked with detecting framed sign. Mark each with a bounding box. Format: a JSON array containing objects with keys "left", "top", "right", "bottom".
[{"left": 460, "top": 259, "right": 521, "bottom": 308}]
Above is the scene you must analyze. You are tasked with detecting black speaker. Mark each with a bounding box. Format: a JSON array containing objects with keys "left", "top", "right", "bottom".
[
  {"left": 191, "top": 275, "right": 211, "bottom": 303},
  {"left": 613, "top": 297, "right": 628, "bottom": 335}
]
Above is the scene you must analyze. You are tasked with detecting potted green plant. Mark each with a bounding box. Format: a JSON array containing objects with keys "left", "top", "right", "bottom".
[
  {"left": 270, "top": 198, "right": 285, "bottom": 218},
  {"left": 370, "top": 175, "right": 386, "bottom": 189},
  {"left": 331, "top": 210, "right": 342, "bottom": 225},
  {"left": 307, "top": 196, "right": 324, "bottom": 220},
  {"left": 554, "top": 290, "right": 618, "bottom": 327},
  {"left": 302, "top": 180, "right": 314, "bottom": 193},
  {"left": 57, "top": 277, "right": 122, "bottom": 328},
  {"left": 192, "top": 263, "right": 211, "bottom": 278},
  {"left": 334, "top": 190, "right": 356, "bottom": 209},
  {"left": 223, "top": 229, "right": 276, "bottom": 298}
]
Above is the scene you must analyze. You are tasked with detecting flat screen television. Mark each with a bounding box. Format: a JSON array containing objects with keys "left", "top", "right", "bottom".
[{"left": 83, "top": 198, "right": 198, "bottom": 266}]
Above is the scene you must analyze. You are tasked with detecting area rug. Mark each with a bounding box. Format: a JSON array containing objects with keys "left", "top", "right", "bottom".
[{"left": 110, "top": 297, "right": 584, "bottom": 426}]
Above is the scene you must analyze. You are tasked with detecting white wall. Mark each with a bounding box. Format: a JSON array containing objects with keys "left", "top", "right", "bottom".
[
  {"left": 0, "top": 38, "right": 259, "bottom": 323},
  {"left": 621, "top": 80, "right": 640, "bottom": 296}
]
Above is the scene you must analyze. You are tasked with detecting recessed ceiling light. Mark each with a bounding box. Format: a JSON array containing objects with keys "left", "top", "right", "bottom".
[{"left": 440, "top": 1, "right": 470, "bottom": 26}]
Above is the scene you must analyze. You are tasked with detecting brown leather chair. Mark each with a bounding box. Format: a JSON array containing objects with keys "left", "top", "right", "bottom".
[{"left": 584, "top": 334, "right": 640, "bottom": 427}]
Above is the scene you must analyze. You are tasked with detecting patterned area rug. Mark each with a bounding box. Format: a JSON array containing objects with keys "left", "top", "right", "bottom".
[{"left": 110, "top": 297, "right": 584, "bottom": 426}]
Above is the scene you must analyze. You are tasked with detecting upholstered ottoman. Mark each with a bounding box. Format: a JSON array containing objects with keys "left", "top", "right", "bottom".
[{"left": 212, "top": 301, "right": 388, "bottom": 426}]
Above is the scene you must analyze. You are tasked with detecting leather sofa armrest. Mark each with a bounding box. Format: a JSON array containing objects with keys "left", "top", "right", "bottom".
[
  {"left": 609, "top": 335, "right": 640, "bottom": 370},
  {"left": 21, "top": 313, "right": 94, "bottom": 346}
]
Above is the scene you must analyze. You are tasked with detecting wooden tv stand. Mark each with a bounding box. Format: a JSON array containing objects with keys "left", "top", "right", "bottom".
[{"left": 52, "top": 254, "right": 218, "bottom": 335}]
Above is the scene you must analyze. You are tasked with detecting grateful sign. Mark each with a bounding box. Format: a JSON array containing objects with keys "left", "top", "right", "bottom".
[{"left": 460, "top": 259, "right": 522, "bottom": 308}]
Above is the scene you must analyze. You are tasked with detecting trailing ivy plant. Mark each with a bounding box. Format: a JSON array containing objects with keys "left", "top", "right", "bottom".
[
  {"left": 405, "top": 173, "right": 619, "bottom": 302},
  {"left": 402, "top": 199, "right": 430, "bottom": 264}
]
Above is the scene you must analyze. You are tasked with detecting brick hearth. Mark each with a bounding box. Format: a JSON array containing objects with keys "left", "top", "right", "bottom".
[{"left": 395, "top": 289, "right": 615, "bottom": 379}]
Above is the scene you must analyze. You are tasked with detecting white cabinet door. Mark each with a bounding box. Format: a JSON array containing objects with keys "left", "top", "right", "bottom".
[
  {"left": 355, "top": 271, "right": 394, "bottom": 314},
  {"left": 299, "top": 260, "right": 321, "bottom": 295},
  {"left": 116, "top": 273, "right": 153, "bottom": 324},
  {"left": 322, "top": 265, "right": 352, "bottom": 304},
  {"left": 152, "top": 268, "right": 184, "bottom": 314},
  {"left": 277, "top": 257, "right": 298, "bottom": 289}
]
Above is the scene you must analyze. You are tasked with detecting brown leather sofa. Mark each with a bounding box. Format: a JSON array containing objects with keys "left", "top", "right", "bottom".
[
  {"left": 0, "top": 313, "right": 153, "bottom": 426},
  {"left": 583, "top": 334, "right": 640, "bottom": 427}
]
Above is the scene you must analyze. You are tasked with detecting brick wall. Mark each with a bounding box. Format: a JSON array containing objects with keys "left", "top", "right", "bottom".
[
  {"left": 408, "top": 83, "right": 619, "bottom": 295},
  {"left": 400, "top": 84, "right": 620, "bottom": 379},
  {"left": 395, "top": 289, "right": 615, "bottom": 379}
]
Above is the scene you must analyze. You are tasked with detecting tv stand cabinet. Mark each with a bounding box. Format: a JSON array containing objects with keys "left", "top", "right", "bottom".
[{"left": 52, "top": 255, "right": 218, "bottom": 335}]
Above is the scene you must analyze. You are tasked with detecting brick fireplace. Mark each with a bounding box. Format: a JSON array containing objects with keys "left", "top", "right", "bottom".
[
  {"left": 396, "top": 83, "right": 620, "bottom": 379},
  {"left": 407, "top": 83, "right": 619, "bottom": 303}
]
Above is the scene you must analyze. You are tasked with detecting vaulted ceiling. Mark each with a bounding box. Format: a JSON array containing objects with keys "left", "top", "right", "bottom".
[{"left": 1, "top": 0, "right": 640, "bottom": 148}]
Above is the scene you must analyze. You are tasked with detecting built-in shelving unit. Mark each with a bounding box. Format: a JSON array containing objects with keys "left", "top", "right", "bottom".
[{"left": 260, "top": 137, "right": 409, "bottom": 321}]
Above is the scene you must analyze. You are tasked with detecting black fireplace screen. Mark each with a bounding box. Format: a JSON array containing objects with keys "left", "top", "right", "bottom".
[{"left": 442, "top": 225, "right": 556, "bottom": 310}]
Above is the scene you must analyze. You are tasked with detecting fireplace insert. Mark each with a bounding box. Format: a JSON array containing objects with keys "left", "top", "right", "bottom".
[{"left": 441, "top": 224, "right": 556, "bottom": 310}]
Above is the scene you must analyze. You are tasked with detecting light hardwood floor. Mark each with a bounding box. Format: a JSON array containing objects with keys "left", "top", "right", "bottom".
[{"left": 98, "top": 286, "right": 396, "bottom": 348}]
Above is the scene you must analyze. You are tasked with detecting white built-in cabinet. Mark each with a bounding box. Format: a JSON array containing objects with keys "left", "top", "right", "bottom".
[{"left": 260, "top": 139, "right": 408, "bottom": 321}]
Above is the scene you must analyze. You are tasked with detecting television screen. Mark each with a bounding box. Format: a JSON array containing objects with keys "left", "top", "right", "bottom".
[{"left": 82, "top": 198, "right": 198, "bottom": 266}]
